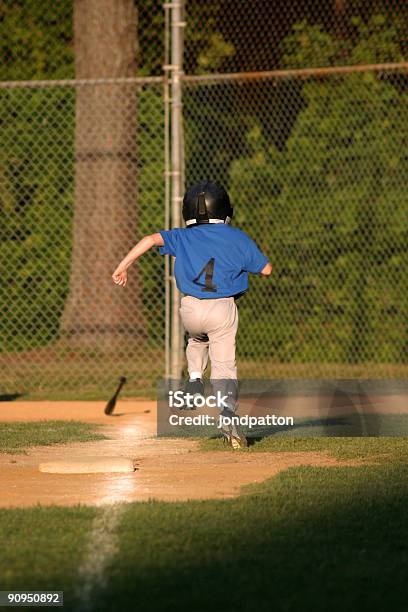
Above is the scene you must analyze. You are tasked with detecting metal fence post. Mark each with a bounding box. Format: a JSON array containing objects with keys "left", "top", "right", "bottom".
[{"left": 168, "top": 0, "right": 185, "bottom": 383}]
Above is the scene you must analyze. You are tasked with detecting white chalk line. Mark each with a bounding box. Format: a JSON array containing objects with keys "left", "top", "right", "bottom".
[{"left": 74, "top": 503, "right": 126, "bottom": 611}]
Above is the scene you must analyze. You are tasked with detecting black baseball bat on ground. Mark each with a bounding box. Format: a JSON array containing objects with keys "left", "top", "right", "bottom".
[{"left": 104, "top": 376, "right": 127, "bottom": 415}]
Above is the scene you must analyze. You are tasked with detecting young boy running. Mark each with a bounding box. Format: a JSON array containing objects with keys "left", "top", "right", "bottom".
[{"left": 112, "top": 181, "right": 272, "bottom": 448}]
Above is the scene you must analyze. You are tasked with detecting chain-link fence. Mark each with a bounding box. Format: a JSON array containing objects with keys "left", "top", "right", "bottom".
[
  {"left": 0, "top": 79, "right": 166, "bottom": 398},
  {"left": 183, "top": 67, "right": 408, "bottom": 379},
  {"left": 183, "top": 0, "right": 407, "bottom": 75},
  {"left": 0, "top": 1, "right": 407, "bottom": 398},
  {"left": 0, "top": 0, "right": 165, "bottom": 80}
]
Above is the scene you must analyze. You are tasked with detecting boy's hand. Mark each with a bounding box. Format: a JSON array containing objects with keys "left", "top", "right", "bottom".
[
  {"left": 260, "top": 262, "right": 272, "bottom": 276},
  {"left": 112, "top": 266, "right": 128, "bottom": 287}
]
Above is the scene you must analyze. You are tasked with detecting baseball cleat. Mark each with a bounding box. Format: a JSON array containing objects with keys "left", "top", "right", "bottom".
[
  {"left": 219, "top": 406, "right": 247, "bottom": 449},
  {"left": 223, "top": 431, "right": 248, "bottom": 450},
  {"left": 221, "top": 421, "right": 248, "bottom": 449}
]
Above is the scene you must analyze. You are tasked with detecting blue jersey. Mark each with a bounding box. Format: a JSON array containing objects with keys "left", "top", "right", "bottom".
[{"left": 159, "top": 224, "right": 268, "bottom": 299}]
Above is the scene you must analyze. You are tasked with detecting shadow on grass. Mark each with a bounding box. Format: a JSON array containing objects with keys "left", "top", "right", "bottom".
[
  {"left": 0, "top": 393, "right": 24, "bottom": 401},
  {"left": 167, "top": 411, "right": 408, "bottom": 447},
  {"left": 244, "top": 413, "right": 408, "bottom": 446},
  {"left": 87, "top": 464, "right": 408, "bottom": 612},
  {"left": 2, "top": 464, "right": 408, "bottom": 610},
  {"left": 243, "top": 384, "right": 399, "bottom": 442}
]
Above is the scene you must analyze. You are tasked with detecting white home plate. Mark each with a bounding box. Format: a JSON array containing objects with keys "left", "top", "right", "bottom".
[{"left": 39, "top": 457, "right": 136, "bottom": 474}]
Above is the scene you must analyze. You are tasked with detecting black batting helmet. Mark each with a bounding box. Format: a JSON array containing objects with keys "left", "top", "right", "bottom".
[{"left": 182, "top": 181, "right": 233, "bottom": 227}]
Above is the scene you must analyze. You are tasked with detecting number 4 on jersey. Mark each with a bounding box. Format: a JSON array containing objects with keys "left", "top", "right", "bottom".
[{"left": 193, "top": 258, "right": 217, "bottom": 293}]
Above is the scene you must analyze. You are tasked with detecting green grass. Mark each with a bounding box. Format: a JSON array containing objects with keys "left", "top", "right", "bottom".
[
  {"left": 203, "top": 434, "right": 408, "bottom": 462},
  {"left": 0, "top": 342, "right": 164, "bottom": 400},
  {"left": 0, "top": 506, "right": 97, "bottom": 594},
  {"left": 2, "top": 465, "right": 408, "bottom": 610},
  {"left": 2, "top": 343, "right": 408, "bottom": 400},
  {"left": 2, "top": 413, "right": 408, "bottom": 610},
  {"left": 0, "top": 421, "right": 106, "bottom": 453},
  {"left": 103, "top": 465, "right": 408, "bottom": 612},
  {"left": 198, "top": 414, "right": 408, "bottom": 462}
]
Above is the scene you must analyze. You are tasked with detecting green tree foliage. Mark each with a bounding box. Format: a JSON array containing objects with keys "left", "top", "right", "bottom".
[
  {"left": 0, "top": 0, "right": 237, "bottom": 353},
  {"left": 0, "top": 0, "right": 74, "bottom": 80},
  {"left": 0, "top": 0, "right": 166, "bottom": 351},
  {"left": 230, "top": 17, "right": 407, "bottom": 363},
  {"left": 0, "top": 84, "right": 166, "bottom": 351},
  {"left": 0, "top": 87, "right": 75, "bottom": 351},
  {"left": 0, "top": 2, "right": 406, "bottom": 368}
]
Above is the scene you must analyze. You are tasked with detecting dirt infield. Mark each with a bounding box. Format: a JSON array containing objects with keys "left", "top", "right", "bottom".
[{"left": 0, "top": 399, "right": 367, "bottom": 508}]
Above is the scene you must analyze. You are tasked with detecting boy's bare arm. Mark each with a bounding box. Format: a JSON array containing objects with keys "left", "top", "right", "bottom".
[
  {"left": 112, "top": 232, "right": 164, "bottom": 287},
  {"left": 260, "top": 262, "right": 272, "bottom": 276}
]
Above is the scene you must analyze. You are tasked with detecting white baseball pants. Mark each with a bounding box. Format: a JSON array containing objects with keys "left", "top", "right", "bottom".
[{"left": 179, "top": 295, "right": 238, "bottom": 381}]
